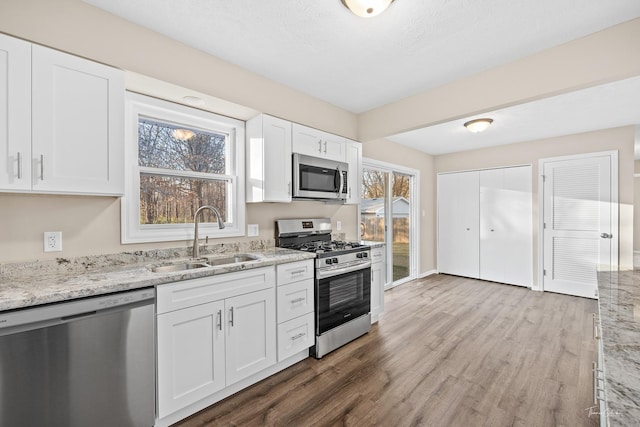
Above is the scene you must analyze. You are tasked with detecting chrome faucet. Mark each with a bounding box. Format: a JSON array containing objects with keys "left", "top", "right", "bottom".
[{"left": 193, "top": 205, "right": 225, "bottom": 259}]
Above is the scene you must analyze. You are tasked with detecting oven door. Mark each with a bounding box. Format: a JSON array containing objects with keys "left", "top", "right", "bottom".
[
  {"left": 293, "top": 153, "right": 347, "bottom": 200},
  {"left": 316, "top": 264, "right": 371, "bottom": 334}
]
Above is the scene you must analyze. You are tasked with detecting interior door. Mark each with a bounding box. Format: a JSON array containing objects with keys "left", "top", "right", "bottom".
[
  {"left": 437, "top": 171, "right": 480, "bottom": 278},
  {"left": 542, "top": 155, "right": 613, "bottom": 299}
]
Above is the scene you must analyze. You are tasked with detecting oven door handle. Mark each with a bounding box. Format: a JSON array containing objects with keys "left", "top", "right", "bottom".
[{"left": 316, "top": 261, "right": 371, "bottom": 279}]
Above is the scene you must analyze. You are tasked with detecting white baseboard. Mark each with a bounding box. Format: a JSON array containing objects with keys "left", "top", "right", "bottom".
[{"left": 418, "top": 269, "right": 438, "bottom": 278}]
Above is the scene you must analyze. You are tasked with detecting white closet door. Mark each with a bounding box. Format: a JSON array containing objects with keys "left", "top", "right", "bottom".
[
  {"left": 480, "top": 166, "right": 532, "bottom": 286},
  {"left": 543, "top": 155, "right": 612, "bottom": 299},
  {"left": 437, "top": 171, "right": 479, "bottom": 278}
]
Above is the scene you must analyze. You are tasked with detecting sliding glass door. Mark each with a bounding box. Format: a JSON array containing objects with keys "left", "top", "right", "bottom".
[{"left": 361, "top": 161, "right": 418, "bottom": 288}]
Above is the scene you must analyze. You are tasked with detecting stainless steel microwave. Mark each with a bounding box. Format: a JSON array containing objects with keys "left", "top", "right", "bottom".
[{"left": 292, "top": 153, "right": 348, "bottom": 201}]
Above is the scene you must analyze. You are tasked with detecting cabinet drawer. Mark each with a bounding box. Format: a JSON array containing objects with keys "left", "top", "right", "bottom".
[
  {"left": 276, "top": 260, "right": 314, "bottom": 286},
  {"left": 277, "top": 279, "right": 314, "bottom": 323},
  {"left": 371, "top": 247, "right": 384, "bottom": 263},
  {"left": 157, "top": 266, "right": 275, "bottom": 314},
  {"left": 277, "top": 312, "right": 315, "bottom": 361}
]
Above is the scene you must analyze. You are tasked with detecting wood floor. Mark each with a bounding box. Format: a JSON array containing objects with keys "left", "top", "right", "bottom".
[{"left": 175, "top": 274, "right": 599, "bottom": 427}]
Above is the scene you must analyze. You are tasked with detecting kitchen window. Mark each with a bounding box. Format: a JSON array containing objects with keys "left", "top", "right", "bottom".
[{"left": 122, "top": 92, "right": 245, "bottom": 243}]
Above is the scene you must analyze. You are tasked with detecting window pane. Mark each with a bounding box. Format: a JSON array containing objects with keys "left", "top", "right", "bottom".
[
  {"left": 138, "top": 117, "right": 227, "bottom": 174},
  {"left": 360, "top": 168, "right": 387, "bottom": 242},
  {"left": 139, "top": 174, "right": 227, "bottom": 225}
]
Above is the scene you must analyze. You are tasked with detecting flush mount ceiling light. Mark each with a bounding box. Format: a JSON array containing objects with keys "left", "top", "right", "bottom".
[
  {"left": 172, "top": 129, "right": 196, "bottom": 141},
  {"left": 464, "top": 118, "right": 494, "bottom": 133},
  {"left": 340, "top": 0, "right": 395, "bottom": 18}
]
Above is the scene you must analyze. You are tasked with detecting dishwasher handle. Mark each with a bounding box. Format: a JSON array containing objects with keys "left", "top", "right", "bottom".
[{"left": 0, "top": 288, "right": 155, "bottom": 336}]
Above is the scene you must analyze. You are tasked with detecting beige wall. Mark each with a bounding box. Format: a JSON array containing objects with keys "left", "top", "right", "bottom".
[
  {"left": 362, "top": 139, "right": 436, "bottom": 275},
  {"left": 359, "top": 18, "right": 640, "bottom": 140},
  {"left": 435, "top": 126, "right": 636, "bottom": 283}
]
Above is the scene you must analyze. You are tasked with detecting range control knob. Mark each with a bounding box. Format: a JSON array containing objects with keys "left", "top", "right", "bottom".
[
  {"left": 332, "top": 257, "right": 339, "bottom": 264},
  {"left": 325, "top": 259, "right": 333, "bottom": 265},
  {"left": 362, "top": 252, "right": 368, "bottom": 258},
  {"left": 356, "top": 253, "right": 363, "bottom": 258}
]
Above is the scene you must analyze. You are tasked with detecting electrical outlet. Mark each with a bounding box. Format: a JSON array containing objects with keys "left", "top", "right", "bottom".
[
  {"left": 247, "top": 224, "right": 259, "bottom": 237},
  {"left": 336, "top": 221, "right": 342, "bottom": 231},
  {"left": 44, "top": 231, "right": 62, "bottom": 252}
]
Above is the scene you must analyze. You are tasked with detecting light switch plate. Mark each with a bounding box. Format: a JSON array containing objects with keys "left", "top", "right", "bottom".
[
  {"left": 336, "top": 220, "right": 342, "bottom": 231},
  {"left": 247, "top": 224, "right": 259, "bottom": 237}
]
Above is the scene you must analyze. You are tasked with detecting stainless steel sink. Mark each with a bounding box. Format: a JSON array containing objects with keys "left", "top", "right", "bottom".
[
  {"left": 205, "top": 254, "right": 259, "bottom": 266},
  {"left": 150, "top": 262, "right": 209, "bottom": 273}
]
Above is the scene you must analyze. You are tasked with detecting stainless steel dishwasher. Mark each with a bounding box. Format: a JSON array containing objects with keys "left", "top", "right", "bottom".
[{"left": 0, "top": 287, "right": 155, "bottom": 427}]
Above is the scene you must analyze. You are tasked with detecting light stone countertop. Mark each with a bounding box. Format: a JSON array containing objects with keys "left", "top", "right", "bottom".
[
  {"left": 0, "top": 246, "right": 315, "bottom": 312},
  {"left": 360, "top": 240, "right": 385, "bottom": 248},
  {"left": 597, "top": 264, "right": 640, "bottom": 426}
]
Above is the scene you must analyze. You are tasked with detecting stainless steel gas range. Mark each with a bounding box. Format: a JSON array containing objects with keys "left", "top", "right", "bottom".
[{"left": 276, "top": 218, "right": 371, "bottom": 358}]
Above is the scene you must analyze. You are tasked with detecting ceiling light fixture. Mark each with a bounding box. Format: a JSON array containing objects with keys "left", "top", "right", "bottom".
[
  {"left": 340, "top": 0, "right": 395, "bottom": 18},
  {"left": 172, "top": 129, "right": 196, "bottom": 141},
  {"left": 464, "top": 118, "right": 494, "bottom": 133}
]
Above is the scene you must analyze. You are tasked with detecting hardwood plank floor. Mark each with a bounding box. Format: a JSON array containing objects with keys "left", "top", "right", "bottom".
[{"left": 175, "top": 274, "right": 599, "bottom": 427}]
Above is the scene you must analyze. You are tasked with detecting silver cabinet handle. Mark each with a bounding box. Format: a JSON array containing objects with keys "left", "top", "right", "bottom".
[
  {"left": 323, "top": 141, "right": 327, "bottom": 154},
  {"left": 600, "top": 233, "right": 612, "bottom": 239},
  {"left": 288, "top": 268, "right": 306, "bottom": 275},
  {"left": 318, "top": 140, "right": 322, "bottom": 153},
  {"left": 16, "top": 152, "right": 22, "bottom": 179},
  {"left": 217, "top": 309, "right": 222, "bottom": 331},
  {"left": 290, "top": 297, "right": 305, "bottom": 304},
  {"left": 291, "top": 332, "right": 306, "bottom": 341},
  {"left": 40, "top": 154, "right": 44, "bottom": 180},
  {"left": 288, "top": 182, "right": 291, "bottom": 196},
  {"left": 229, "top": 307, "right": 234, "bottom": 327}
]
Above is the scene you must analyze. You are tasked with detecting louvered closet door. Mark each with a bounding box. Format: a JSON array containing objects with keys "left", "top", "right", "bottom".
[{"left": 543, "top": 156, "right": 612, "bottom": 299}]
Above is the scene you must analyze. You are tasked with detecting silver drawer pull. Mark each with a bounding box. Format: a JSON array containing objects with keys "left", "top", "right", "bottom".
[
  {"left": 229, "top": 307, "right": 234, "bottom": 327},
  {"left": 291, "top": 332, "right": 306, "bottom": 341},
  {"left": 288, "top": 269, "right": 306, "bottom": 275},
  {"left": 40, "top": 154, "right": 44, "bottom": 180},
  {"left": 217, "top": 309, "right": 222, "bottom": 331},
  {"left": 17, "top": 152, "right": 22, "bottom": 179},
  {"left": 290, "top": 297, "right": 305, "bottom": 304}
]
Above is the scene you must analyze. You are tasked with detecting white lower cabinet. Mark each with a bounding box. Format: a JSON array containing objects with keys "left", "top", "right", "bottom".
[
  {"left": 225, "top": 289, "right": 276, "bottom": 385},
  {"left": 156, "top": 267, "right": 276, "bottom": 420},
  {"left": 157, "top": 300, "right": 226, "bottom": 419},
  {"left": 370, "top": 246, "right": 386, "bottom": 323},
  {"left": 276, "top": 260, "right": 315, "bottom": 362}
]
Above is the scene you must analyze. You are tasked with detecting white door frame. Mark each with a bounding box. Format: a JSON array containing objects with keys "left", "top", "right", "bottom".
[
  {"left": 361, "top": 157, "right": 420, "bottom": 289},
  {"left": 537, "top": 150, "right": 619, "bottom": 292}
]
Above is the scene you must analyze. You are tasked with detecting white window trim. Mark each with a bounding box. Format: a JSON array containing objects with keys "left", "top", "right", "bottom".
[{"left": 121, "top": 92, "right": 245, "bottom": 244}]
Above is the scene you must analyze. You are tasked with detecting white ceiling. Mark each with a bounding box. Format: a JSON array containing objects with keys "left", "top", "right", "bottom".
[
  {"left": 388, "top": 76, "right": 640, "bottom": 155},
  {"left": 84, "top": 0, "right": 640, "bottom": 156}
]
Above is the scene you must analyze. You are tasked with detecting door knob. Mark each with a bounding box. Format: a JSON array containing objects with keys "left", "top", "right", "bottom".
[{"left": 600, "top": 233, "right": 612, "bottom": 239}]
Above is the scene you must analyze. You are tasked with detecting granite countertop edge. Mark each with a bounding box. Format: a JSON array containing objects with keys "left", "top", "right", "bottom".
[
  {"left": 0, "top": 248, "right": 316, "bottom": 312},
  {"left": 596, "top": 267, "right": 640, "bottom": 425}
]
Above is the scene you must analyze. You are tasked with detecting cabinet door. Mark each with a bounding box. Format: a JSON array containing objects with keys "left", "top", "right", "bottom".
[
  {"left": 480, "top": 166, "right": 532, "bottom": 286},
  {"left": 292, "top": 123, "right": 345, "bottom": 162},
  {"left": 437, "top": 171, "right": 480, "bottom": 278},
  {"left": 0, "top": 34, "right": 31, "bottom": 191},
  {"left": 157, "top": 300, "right": 226, "bottom": 419},
  {"left": 31, "top": 45, "right": 124, "bottom": 195},
  {"left": 225, "top": 288, "right": 276, "bottom": 385},
  {"left": 246, "top": 114, "right": 292, "bottom": 202},
  {"left": 371, "top": 249, "right": 386, "bottom": 323},
  {"left": 345, "top": 140, "right": 362, "bottom": 205}
]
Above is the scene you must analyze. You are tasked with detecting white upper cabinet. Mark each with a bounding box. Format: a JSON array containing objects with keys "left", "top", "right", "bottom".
[
  {"left": 292, "top": 123, "right": 346, "bottom": 162},
  {"left": 0, "top": 34, "right": 124, "bottom": 195},
  {"left": 31, "top": 45, "right": 124, "bottom": 195},
  {"left": 0, "top": 34, "right": 32, "bottom": 191},
  {"left": 345, "top": 139, "right": 361, "bottom": 205},
  {"left": 246, "top": 114, "right": 292, "bottom": 202}
]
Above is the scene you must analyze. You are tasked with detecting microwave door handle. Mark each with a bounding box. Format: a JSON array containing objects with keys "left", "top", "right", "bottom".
[{"left": 336, "top": 164, "right": 344, "bottom": 197}]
